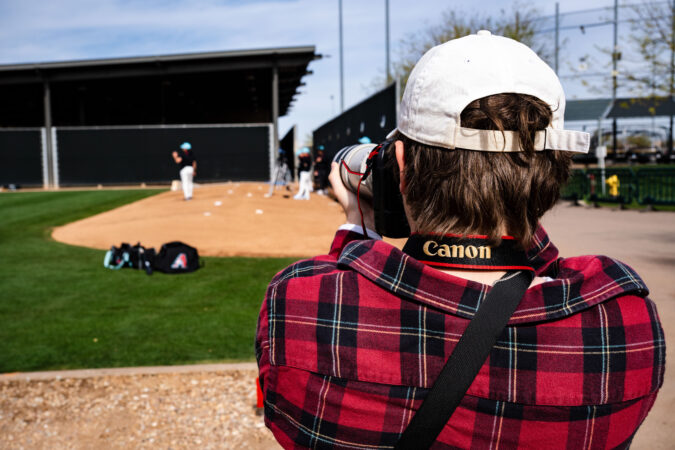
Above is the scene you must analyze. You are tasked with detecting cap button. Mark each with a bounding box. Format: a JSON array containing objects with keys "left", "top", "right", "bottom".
[{"left": 477, "top": 30, "right": 492, "bottom": 36}]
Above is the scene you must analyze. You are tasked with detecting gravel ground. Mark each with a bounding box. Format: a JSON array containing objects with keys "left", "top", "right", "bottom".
[{"left": 0, "top": 367, "right": 279, "bottom": 449}]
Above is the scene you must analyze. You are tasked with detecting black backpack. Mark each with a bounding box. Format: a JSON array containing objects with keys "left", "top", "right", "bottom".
[
  {"left": 153, "top": 241, "right": 200, "bottom": 274},
  {"left": 104, "top": 242, "right": 156, "bottom": 274}
]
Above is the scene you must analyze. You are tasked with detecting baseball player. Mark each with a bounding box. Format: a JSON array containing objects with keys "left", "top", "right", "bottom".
[
  {"left": 293, "top": 147, "right": 312, "bottom": 200},
  {"left": 172, "top": 142, "right": 197, "bottom": 200}
]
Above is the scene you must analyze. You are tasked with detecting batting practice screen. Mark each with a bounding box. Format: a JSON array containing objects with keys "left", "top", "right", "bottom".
[
  {"left": 56, "top": 125, "right": 271, "bottom": 185},
  {"left": 280, "top": 126, "right": 295, "bottom": 178},
  {"left": 0, "top": 129, "right": 43, "bottom": 187}
]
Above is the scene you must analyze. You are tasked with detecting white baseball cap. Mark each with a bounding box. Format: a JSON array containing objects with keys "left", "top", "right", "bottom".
[{"left": 389, "top": 30, "right": 589, "bottom": 153}]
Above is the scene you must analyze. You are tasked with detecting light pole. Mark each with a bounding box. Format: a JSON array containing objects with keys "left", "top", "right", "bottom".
[
  {"left": 669, "top": 0, "right": 674, "bottom": 155},
  {"left": 385, "top": 0, "right": 391, "bottom": 83},
  {"left": 554, "top": 3, "right": 559, "bottom": 74},
  {"left": 339, "top": 0, "right": 344, "bottom": 113},
  {"left": 611, "top": 0, "right": 619, "bottom": 156}
]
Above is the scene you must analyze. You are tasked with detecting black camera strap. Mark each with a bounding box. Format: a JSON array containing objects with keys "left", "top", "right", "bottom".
[
  {"left": 402, "top": 234, "right": 533, "bottom": 272},
  {"left": 395, "top": 269, "right": 533, "bottom": 450}
]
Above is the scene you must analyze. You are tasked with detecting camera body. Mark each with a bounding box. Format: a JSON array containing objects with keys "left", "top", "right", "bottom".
[{"left": 333, "top": 141, "right": 410, "bottom": 238}]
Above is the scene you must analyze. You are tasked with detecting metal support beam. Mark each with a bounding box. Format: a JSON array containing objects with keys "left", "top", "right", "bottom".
[
  {"left": 43, "top": 80, "right": 54, "bottom": 189},
  {"left": 597, "top": 118, "right": 606, "bottom": 194},
  {"left": 669, "top": 0, "right": 674, "bottom": 155},
  {"left": 51, "top": 126, "right": 59, "bottom": 189},
  {"left": 395, "top": 77, "right": 401, "bottom": 128},
  {"left": 40, "top": 128, "right": 49, "bottom": 189},
  {"left": 555, "top": 3, "right": 560, "bottom": 74},
  {"left": 272, "top": 63, "right": 280, "bottom": 174},
  {"left": 612, "top": 0, "right": 619, "bottom": 155}
]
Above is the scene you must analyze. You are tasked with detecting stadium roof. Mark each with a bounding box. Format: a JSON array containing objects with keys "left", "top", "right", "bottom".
[
  {"left": 566, "top": 96, "right": 675, "bottom": 122},
  {"left": 0, "top": 46, "right": 320, "bottom": 127},
  {"left": 606, "top": 96, "right": 675, "bottom": 118},
  {"left": 565, "top": 99, "right": 612, "bottom": 122}
]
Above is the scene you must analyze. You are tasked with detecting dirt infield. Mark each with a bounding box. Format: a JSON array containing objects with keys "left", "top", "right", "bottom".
[
  {"left": 49, "top": 184, "right": 675, "bottom": 449},
  {"left": 52, "top": 182, "right": 352, "bottom": 258}
]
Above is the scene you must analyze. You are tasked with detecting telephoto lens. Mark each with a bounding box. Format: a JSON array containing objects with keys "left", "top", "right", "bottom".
[
  {"left": 332, "top": 143, "right": 378, "bottom": 198},
  {"left": 331, "top": 140, "right": 411, "bottom": 238}
]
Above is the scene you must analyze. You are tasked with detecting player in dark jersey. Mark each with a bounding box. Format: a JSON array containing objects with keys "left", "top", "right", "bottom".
[{"left": 172, "top": 142, "right": 197, "bottom": 200}]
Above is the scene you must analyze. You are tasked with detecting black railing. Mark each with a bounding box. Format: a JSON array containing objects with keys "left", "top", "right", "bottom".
[{"left": 562, "top": 167, "right": 675, "bottom": 206}]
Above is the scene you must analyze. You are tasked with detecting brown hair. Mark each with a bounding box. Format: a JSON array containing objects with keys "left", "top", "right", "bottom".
[{"left": 392, "top": 93, "right": 571, "bottom": 248}]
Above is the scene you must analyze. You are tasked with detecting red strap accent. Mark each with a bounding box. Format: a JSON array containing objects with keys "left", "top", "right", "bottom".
[
  {"left": 340, "top": 149, "right": 381, "bottom": 239},
  {"left": 256, "top": 377, "right": 264, "bottom": 408},
  {"left": 418, "top": 260, "right": 535, "bottom": 272},
  {"left": 411, "top": 232, "right": 517, "bottom": 240},
  {"left": 340, "top": 160, "right": 363, "bottom": 176}
]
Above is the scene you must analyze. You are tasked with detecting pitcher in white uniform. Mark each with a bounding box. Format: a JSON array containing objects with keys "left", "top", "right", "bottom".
[{"left": 172, "top": 142, "right": 197, "bottom": 200}]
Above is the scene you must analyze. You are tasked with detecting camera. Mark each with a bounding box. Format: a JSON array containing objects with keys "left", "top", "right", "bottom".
[{"left": 333, "top": 141, "right": 410, "bottom": 238}]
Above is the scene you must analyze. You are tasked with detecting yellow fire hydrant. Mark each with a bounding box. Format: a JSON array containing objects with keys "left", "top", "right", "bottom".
[{"left": 606, "top": 174, "right": 620, "bottom": 197}]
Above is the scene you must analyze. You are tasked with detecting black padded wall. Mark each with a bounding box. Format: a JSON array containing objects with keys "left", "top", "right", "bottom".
[
  {"left": 0, "top": 130, "right": 43, "bottom": 186},
  {"left": 56, "top": 125, "right": 270, "bottom": 185}
]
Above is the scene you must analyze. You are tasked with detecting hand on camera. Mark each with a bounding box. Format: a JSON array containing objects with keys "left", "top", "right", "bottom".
[{"left": 329, "top": 162, "right": 375, "bottom": 230}]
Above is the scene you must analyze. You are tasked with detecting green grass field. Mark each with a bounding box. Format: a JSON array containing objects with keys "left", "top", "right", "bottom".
[{"left": 0, "top": 190, "right": 296, "bottom": 373}]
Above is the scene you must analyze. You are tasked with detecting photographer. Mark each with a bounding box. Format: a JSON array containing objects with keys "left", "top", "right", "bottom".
[{"left": 256, "top": 31, "right": 664, "bottom": 449}]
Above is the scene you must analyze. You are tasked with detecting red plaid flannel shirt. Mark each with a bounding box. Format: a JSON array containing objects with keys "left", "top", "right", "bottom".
[{"left": 256, "top": 226, "right": 665, "bottom": 449}]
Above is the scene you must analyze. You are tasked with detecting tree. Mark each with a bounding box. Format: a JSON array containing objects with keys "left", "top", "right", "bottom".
[
  {"left": 567, "top": 2, "right": 674, "bottom": 155},
  {"left": 621, "top": 1, "right": 674, "bottom": 154},
  {"left": 624, "top": 1, "right": 674, "bottom": 99},
  {"left": 390, "top": 4, "right": 549, "bottom": 90},
  {"left": 575, "top": 3, "right": 674, "bottom": 103}
]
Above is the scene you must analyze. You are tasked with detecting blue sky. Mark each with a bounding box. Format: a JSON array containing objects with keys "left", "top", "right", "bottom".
[{"left": 0, "top": 0, "right": 620, "bottom": 144}]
